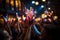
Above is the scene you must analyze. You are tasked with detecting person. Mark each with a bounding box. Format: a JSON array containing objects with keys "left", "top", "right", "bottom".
[
  {"left": 0, "top": 16, "right": 12, "bottom": 40},
  {"left": 0, "top": 22, "right": 12, "bottom": 40}
]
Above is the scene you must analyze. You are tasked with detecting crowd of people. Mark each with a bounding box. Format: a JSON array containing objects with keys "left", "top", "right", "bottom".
[
  {"left": 0, "top": 14, "right": 60, "bottom": 40},
  {"left": 0, "top": 7, "right": 60, "bottom": 40}
]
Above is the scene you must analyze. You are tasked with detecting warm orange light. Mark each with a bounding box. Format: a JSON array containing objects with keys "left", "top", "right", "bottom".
[
  {"left": 18, "top": 0, "right": 21, "bottom": 10},
  {"left": 0, "top": 18, "right": 4, "bottom": 24},
  {"left": 8, "top": 18, "right": 11, "bottom": 22},
  {"left": 11, "top": 0, "right": 14, "bottom": 6},
  {"left": 22, "top": 15, "right": 26, "bottom": 21},
  {"left": 18, "top": 17, "right": 21, "bottom": 20},
  {"left": 0, "top": 19, "right": 3, "bottom": 21},
  {"left": 15, "top": 0, "right": 18, "bottom": 7},
  {"left": 19, "top": 20, "right": 22, "bottom": 23},
  {"left": 51, "top": 11, "right": 54, "bottom": 13},
  {"left": 13, "top": 18, "right": 16, "bottom": 21},
  {"left": 6, "top": 0, "right": 9, "bottom": 3},
  {"left": 53, "top": 16, "right": 58, "bottom": 20},
  {"left": 41, "top": 14, "right": 47, "bottom": 18},
  {"left": 19, "top": 0, "right": 21, "bottom": 7},
  {"left": 35, "top": 18, "right": 41, "bottom": 22}
]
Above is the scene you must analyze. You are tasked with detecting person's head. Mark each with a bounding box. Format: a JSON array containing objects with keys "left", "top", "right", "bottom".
[{"left": 0, "top": 16, "right": 5, "bottom": 29}]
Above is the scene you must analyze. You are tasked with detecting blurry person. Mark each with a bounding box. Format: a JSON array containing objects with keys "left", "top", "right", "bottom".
[
  {"left": 29, "top": 7, "right": 34, "bottom": 21},
  {"left": 0, "top": 21, "right": 12, "bottom": 40},
  {"left": 10, "top": 21, "right": 18, "bottom": 40}
]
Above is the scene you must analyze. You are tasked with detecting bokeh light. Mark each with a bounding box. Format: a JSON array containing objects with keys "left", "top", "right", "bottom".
[
  {"left": 53, "top": 16, "right": 58, "bottom": 20},
  {"left": 44, "top": 10, "right": 48, "bottom": 14},
  {"left": 19, "top": 20, "right": 22, "bottom": 23},
  {"left": 15, "top": 0, "right": 18, "bottom": 7},
  {"left": 12, "top": 7, "right": 14, "bottom": 11},
  {"left": 8, "top": 17, "right": 12, "bottom": 22},
  {"left": 34, "top": 11, "right": 37, "bottom": 14},
  {"left": 10, "top": 0, "right": 14, "bottom": 6},
  {"left": 41, "top": 5, "right": 44, "bottom": 8},
  {"left": 48, "top": 7, "right": 51, "bottom": 10},
  {"left": 51, "top": 11, "right": 54, "bottom": 14},
  {"left": 35, "top": 1, "right": 39, "bottom": 5},
  {"left": 41, "top": 14, "right": 47, "bottom": 18},
  {"left": 44, "top": 19, "right": 47, "bottom": 22},
  {"left": 18, "top": 17, "right": 21, "bottom": 20},
  {"left": 35, "top": 18, "right": 41, "bottom": 22},
  {"left": 32, "top": 1, "right": 35, "bottom": 4},
  {"left": 42, "top": 0, "right": 46, "bottom": 2},
  {"left": 13, "top": 18, "right": 16, "bottom": 21},
  {"left": 22, "top": 15, "right": 26, "bottom": 21}
]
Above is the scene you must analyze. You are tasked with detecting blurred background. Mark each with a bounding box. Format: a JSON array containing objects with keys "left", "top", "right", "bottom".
[{"left": 0, "top": 0, "right": 60, "bottom": 40}]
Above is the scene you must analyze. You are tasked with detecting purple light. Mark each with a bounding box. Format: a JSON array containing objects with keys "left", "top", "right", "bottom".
[
  {"left": 44, "top": 19, "right": 47, "bottom": 22},
  {"left": 44, "top": 10, "right": 48, "bottom": 14}
]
